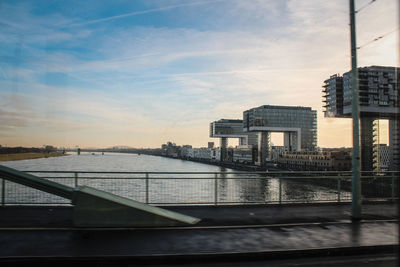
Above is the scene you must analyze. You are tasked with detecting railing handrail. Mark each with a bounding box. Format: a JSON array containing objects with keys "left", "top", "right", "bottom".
[
  {"left": 1, "top": 169, "right": 398, "bottom": 206},
  {"left": 19, "top": 170, "right": 400, "bottom": 175},
  {"left": 25, "top": 176, "right": 398, "bottom": 180}
]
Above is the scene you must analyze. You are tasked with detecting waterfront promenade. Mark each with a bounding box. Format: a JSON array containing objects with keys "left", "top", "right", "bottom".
[{"left": 0, "top": 202, "right": 398, "bottom": 266}]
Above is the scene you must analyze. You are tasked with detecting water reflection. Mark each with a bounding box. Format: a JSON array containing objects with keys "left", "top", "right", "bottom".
[{"left": 283, "top": 180, "right": 317, "bottom": 202}]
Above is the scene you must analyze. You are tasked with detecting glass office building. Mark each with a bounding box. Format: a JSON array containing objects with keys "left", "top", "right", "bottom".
[{"left": 243, "top": 105, "right": 317, "bottom": 151}]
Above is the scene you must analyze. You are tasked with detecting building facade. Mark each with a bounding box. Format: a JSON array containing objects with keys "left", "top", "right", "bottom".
[
  {"left": 209, "top": 119, "right": 258, "bottom": 161},
  {"left": 243, "top": 105, "right": 318, "bottom": 166},
  {"left": 373, "top": 144, "right": 390, "bottom": 171},
  {"left": 277, "top": 151, "right": 351, "bottom": 171},
  {"left": 232, "top": 145, "right": 255, "bottom": 164},
  {"left": 322, "top": 66, "right": 399, "bottom": 171},
  {"left": 323, "top": 74, "right": 344, "bottom": 117}
]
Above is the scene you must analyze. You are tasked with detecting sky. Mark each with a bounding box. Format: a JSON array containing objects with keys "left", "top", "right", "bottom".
[{"left": 0, "top": 0, "right": 398, "bottom": 149}]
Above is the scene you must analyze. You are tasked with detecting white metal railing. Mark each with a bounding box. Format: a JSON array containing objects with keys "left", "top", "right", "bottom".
[{"left": 1, "top": 171, "right": 398, "bottom": 206}]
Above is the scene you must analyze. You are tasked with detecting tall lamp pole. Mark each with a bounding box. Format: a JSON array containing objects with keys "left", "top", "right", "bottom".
[{"left": 350, "top": 0, "right": 362, "bottom": 220}]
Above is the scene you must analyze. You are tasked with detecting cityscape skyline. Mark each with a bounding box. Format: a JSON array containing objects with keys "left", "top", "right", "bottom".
[{"left": 0, "top": 0, "right": 397, "bottom": 148}]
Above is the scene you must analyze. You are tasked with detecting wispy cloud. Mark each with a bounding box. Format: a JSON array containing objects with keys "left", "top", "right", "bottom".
[
  {"left": 67, "top": 0, "right": 226, "bottom": 27},
  {"left": 0, "top": 0, "right": 397, "bottom": 147}
]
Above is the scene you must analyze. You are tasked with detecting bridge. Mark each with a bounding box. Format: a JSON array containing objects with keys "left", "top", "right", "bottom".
[{"left": 0, "top": 166, "right": 398, "bottom": 265}]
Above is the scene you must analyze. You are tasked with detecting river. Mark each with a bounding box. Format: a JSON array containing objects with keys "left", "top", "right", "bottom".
[{"left": 1, "top": 152, "right": 346, "bottom": 205}]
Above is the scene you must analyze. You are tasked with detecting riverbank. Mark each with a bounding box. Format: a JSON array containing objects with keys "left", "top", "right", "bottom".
[
  {"left": 0, "top": 152, "right": 68, "bottom": 162},
  {"left": 160, "top": 155, "right": 277, "bottom": 172}
]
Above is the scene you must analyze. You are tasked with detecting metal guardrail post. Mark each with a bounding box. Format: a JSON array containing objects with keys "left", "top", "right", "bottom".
[
  {"left": 145, "top": 173, "right": 149, "bottom": 204},
  {"left": 1, "top": 179, "right": 5, "bottom": 206},
  {"left": 391, "top": 173, "right": 395, "bottom": 201},
  {"left": 337, "top": 175, "right": 341, "bottom": 203},
  {"left": 214, "top": 173, "right": 218, "bottom": 206},
  {"left": 264, "top": 177, "right": 267, "bottom": 204},
  {"left": 279, "top": 177, "right": 282, "bottom": 204},
  {"left": 74, "top": 172, "right": 78, "bottom": 187}
]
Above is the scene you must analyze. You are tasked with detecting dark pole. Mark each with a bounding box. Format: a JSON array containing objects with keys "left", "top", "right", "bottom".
[{"left": 350, "top": 0, "right": 362, "bottom": 220}]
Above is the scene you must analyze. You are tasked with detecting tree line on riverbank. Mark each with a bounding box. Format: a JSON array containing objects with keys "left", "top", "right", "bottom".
[
  {"left": 0, "top": 146, "right": 67, "bottom": 161},
  {"left": 0, "top": 145, "right": 58, "bottom": 154}
]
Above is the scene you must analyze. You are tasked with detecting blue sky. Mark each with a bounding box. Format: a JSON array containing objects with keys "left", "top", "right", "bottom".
[{"left": 0, "top": 0, "right": 398, "bottom": 148}]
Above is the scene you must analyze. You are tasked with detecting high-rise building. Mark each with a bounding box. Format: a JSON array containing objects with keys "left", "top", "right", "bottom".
[
  {"left": 210, "top": 106, "right": 317, "bottom": 165},
  {"left": 323, "top": 74, "right": 344, "bottom": 117},
  {"left": 243, "top": 105, "right": 317, "bottom": 166},
  {"left": 322, "top": 66, "right": 399, "bottom": 171}
]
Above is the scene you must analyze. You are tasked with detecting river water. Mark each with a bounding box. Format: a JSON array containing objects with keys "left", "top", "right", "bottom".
[{"left": 1, "top": 152, "right": 346, "bottom": 205}]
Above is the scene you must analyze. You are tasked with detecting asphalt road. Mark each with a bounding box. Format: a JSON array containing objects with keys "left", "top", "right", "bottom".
[
  {"left": 0, "top": 203, "right": 398, "bottom": 266},
  {"left": 145, "top": 254, "right": 398, "bottom": 267}
]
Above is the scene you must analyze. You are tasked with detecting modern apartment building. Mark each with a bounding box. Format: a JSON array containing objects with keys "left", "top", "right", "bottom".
[
  {"left": 277, "top": 151, "right": 351, "bottom": 171},
  {"left": 322, "top": 66, "right": 399, "bottom": 171},
  {"left": 323, "top": 74, "right": 344, "bottom": 117}
]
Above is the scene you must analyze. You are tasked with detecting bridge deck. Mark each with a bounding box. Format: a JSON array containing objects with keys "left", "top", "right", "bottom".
[{"left": 0, "top": 203, "right": 397, "bottom": 265}]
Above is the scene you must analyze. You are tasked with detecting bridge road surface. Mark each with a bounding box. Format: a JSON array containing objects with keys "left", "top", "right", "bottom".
[{"left": 0, "top": 203, "right": 398, "bottom": 265}]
